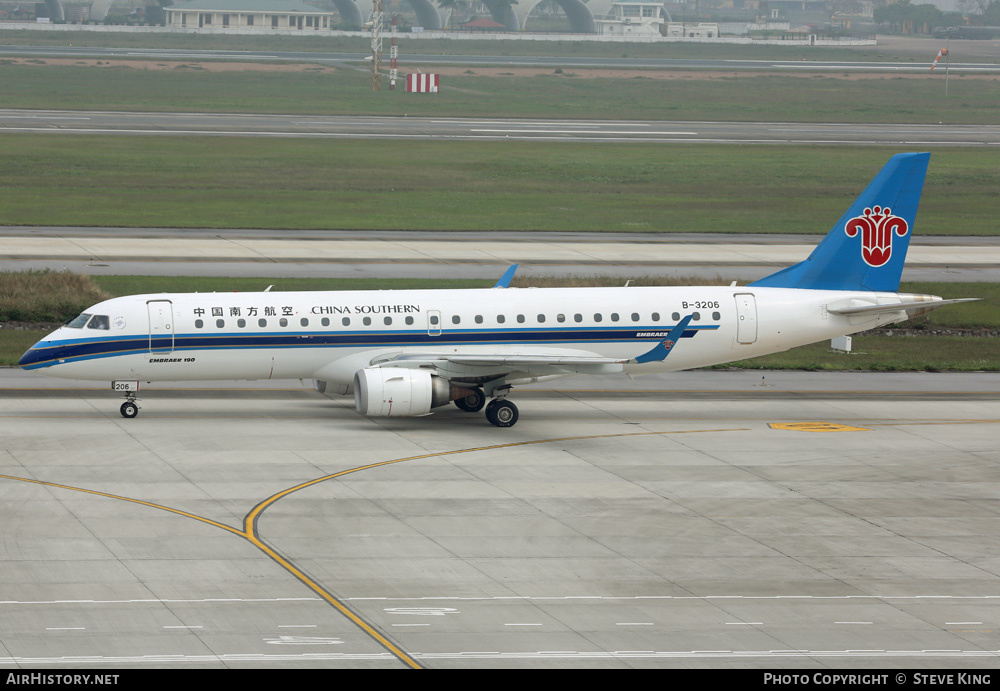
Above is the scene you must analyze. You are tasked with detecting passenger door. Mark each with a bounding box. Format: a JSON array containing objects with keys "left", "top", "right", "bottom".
[{"left": 148, "top": 300, "right": 174, "bottom": 353}]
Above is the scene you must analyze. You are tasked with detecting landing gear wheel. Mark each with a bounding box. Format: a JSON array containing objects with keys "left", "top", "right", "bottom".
[
  {"left": 120, "top": 401, "right": 139, "bottom": 419},
  {"left": 454, "top": 388, "right": 486, "bottom": 413},
  {"left": 485, "top": 399, "right": 518, "bottom": 428}
]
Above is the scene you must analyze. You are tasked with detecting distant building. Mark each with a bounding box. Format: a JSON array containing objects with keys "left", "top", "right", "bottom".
[
  {"left": 663, "top": 21, "right": 719, "bottom": 37},
  {"left": 594, "top": 0, "right": 667, "bottom": 37},
  {"left": 165, "top": 0, "right": 337, "bottom": 30},
  {"left": 459, "top": 16, "right": 507, "bottom": 31}
]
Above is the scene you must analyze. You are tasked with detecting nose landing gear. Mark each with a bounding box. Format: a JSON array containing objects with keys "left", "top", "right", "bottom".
[
  {"left": 120, "top": 399, "right": 139, "bottom": 419},
  {"left": 115, "top": 385, "right": 140, "bottom": 419}
]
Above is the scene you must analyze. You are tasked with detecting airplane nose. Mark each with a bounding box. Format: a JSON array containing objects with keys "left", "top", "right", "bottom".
[{"left": 19, "top": 342, "right": 52, "bottom": 369}]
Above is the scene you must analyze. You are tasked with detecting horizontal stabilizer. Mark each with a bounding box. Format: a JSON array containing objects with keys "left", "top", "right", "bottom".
[{"left": 827, "top": 297, "right": 981, "bottom": 316}]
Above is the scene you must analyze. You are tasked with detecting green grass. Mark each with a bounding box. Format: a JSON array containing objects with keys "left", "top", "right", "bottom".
[
  {"left": 714, "top": 335, "right": 1000, "bottom": 372},
  {"left": 0, "top": 269, "right": 111, "bottom": 322},
  {"left": 1, "top": 136, "right": 997, "bottom": 234},
  {"left": 0, "top": 329, "right": 47, "bottom": 366},
  {"left": 90, "top": 275, "right": 492, "bottom": 295},
  {"left": 0, "top": 62, "right": 996, "bottom": 123},
  {"left": 899, "top": 282, "right": 999, "bottom": 329}
]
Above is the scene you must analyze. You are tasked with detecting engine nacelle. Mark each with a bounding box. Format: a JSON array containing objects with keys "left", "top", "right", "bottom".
[{"left": 353, "top": 367, "right": 453, "bottom": 417}]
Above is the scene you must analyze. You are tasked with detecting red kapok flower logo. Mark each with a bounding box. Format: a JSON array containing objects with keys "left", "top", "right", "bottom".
[{"left": 844, "top": 206, "right": 909, "bottom": 268}]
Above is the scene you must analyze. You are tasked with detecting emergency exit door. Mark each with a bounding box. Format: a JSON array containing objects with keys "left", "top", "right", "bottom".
[{"left": 734, "top": 293, "right": 757, "bottom": 344}]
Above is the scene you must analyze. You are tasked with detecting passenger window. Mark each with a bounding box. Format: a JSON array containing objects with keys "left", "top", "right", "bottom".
[
  {"left": 537, "top": 314, "right": 546, "bottom": 323},
  {"left": 363, "top": 317, "right": 372, "bottom": 326},
  {"left": 713, "top": 311, "right": 721, "bottom": 321},
  {"left": 652, "top": 312, "right": 660, "bottom": 322},
  {"left": 574, "top": 314, "right": 583, "bottom": 323},
  {"left": 195, "top": 319, "right": 204, "bottom": 329},
  {"left": 322, "top": 317, "right": 330, "bottom": 327},
  {"left": 452, "top": 315, "right": 461, "bottom": 325},
  {"left": 238, "top": 319, "right": 246, "bottom": 328},
  {"left": 279, "top": 318, "right": 288, "bottom": 327},
  {"left": 631, "top": 313, "right": 640, "bottom": 322},
  {"left": 557, "top": 314, "right": 566, "bottom": 323},
  {"left": 405, "top": 316, "right": 414, "bottom": 325},
  {"left": 517, "top": 315, "right": 525, "bottom": 324},
  {"left": 611, "top": 313, "right": 620, "bottom": 322},
  {"left": 258, "top": 318, "right": 267, "bottom": 327},
  {"left": 216, "top": 319, "right": 225, "bottom": 328},
  {"left": 692, "top": 312, "right": 701, "bottom": 321},
  {"left": 594, "top": 313, "right": 603, "bottom": 323},
  {"left": 429, "top": 315, "right": 439, "bottom": 325},
  {"left": 87, "top": 315, "right": 110, "bottom": 330},
  {"left": 672, "top": 312, "right": 680, "bottom": 321},
  {"left": 384, "top": 317, "right": 392, "bottom": 325},
  {"left": 301, "top": 318, "right": 309, "bottom": 327},
  {"left": 342, "top": 317, "right": 351, "bottom": 326},
  {"left": 475, "top": 315, "right": 483, "bottom": 324},
  {"left": 497, "top": 315, "right": 506, "bottom": 324}
]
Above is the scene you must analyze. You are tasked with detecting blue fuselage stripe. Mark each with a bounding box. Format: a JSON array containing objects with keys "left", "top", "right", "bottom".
[{"left": 20, "top": 325, "right": 716, "bottom": 369}]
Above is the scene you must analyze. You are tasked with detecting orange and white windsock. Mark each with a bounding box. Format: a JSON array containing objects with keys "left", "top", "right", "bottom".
[{"left": 931, "top": 48, "right": 948, "bottom": 70}]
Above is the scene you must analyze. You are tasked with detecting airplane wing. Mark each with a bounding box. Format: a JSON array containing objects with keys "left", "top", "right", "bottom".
[
  {"left": 493, "top": 264, "right": 519, "bottom": 289},
  {"left": 373, "top": 315, "right": 695, "bottom": 377}
]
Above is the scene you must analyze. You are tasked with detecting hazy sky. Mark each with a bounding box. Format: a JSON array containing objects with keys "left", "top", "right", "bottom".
[{"left": 931, "top": 0, "right": 960, "bottom": 10}]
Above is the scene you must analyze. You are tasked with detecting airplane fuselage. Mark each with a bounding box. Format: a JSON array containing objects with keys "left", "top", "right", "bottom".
[{"left": 19, "top": 285, "right": 915, "bottom": 385}]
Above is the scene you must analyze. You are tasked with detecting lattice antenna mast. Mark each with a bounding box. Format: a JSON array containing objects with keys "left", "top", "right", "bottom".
[
  {"left": 389, "top": 13, "right": 398, "bottom": 90},
  {"left": 370, "top": 0, "right": 383, "bottom": 91}
]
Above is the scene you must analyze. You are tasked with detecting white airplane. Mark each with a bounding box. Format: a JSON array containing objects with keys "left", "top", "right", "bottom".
[{"left": 20, "top": 152, "right": 977, "bottom": 427}]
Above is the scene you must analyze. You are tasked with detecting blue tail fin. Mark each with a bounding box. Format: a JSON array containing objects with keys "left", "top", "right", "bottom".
[{"left": 749, "top": 152, "right": 930, "bottom": 292}]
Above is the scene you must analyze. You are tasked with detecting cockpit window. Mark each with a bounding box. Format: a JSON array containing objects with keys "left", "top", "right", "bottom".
[
  {"left": 66, "top": 313, "right": 91, "bottom": 328},
  {"left": 87, "top": 315, "right": 110, "bottom": 330}
]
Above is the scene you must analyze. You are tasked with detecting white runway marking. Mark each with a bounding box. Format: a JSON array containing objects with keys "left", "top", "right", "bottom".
[
  {"left": 13, "top": 648, "right": 992, "bottom": 665},
  {"left": 5, "top": 594, "right": 1000, "bottom": 606}
]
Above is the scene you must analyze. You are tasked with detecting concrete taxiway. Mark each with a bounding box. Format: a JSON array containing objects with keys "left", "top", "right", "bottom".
[
  {"left": 1, "top": 227, "right": 998, "bottom": 283},
  {"left": 1, "top": 368, "right": 998, "bottom": 668},
  {"left": 3, "top": 110, "right": 1000, "bottom": 146}
]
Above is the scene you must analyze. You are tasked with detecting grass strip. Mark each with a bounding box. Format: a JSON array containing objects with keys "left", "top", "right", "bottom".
[
  {"left": 0, "top": 61, "right": 996, "bottom": 123},
  {"left": 1, "top": 137, "right": 997, "bottom": 234}
]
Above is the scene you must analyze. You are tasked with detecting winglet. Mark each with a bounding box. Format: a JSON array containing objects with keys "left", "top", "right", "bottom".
[
  {"left": 493, "top": 264, "right": 518, "bottom": 289},
  {"left": 632, "top": 314, "right": 693, "bottom": 364}
]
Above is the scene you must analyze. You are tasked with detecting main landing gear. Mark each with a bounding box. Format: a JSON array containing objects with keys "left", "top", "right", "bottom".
[
  {"left": 453, "top": 387, "right": 519, "bottom": 428},
  {"left": 453, "top": 388, "right": 486, "bottom": 413},
  {"left": 485, "top": 398, "right": 518, "bottom": 428}
]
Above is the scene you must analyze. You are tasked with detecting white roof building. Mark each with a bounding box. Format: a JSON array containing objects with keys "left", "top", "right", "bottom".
[
  {"left": 165, "top": 0, "right": 339, "bottom": 31},
  {"left": 594, "top": 0, "right": 667, "bottom": 37}
]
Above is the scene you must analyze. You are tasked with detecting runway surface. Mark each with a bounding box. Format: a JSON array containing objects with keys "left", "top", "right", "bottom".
[
  {"left": 1, "top": 369, "right": 999, "bottom": 669},
  {"left": 1, "top": 43, "right": 998, "bottom": 73},
  {"left": 3, "top": 109, "right": 999, "bottom": 146},
  {"left": 1, "top": 227, "right": 997, "bottom": 283}
]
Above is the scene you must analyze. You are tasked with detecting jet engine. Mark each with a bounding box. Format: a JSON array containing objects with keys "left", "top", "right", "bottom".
[{"left": 354, "top": 367, "right": 465, "bottom": 417}]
